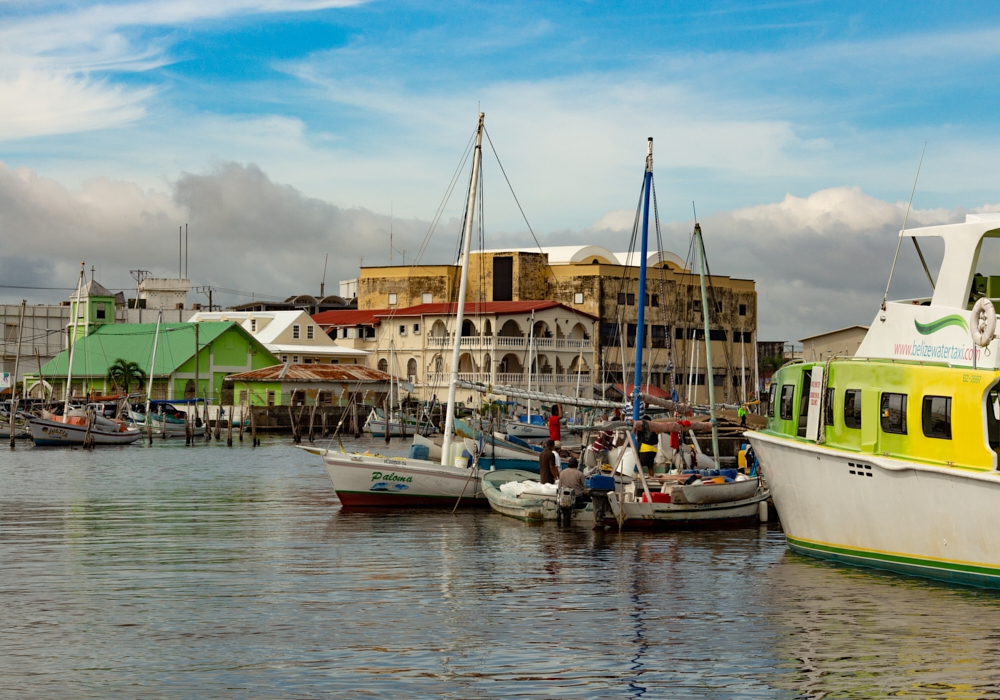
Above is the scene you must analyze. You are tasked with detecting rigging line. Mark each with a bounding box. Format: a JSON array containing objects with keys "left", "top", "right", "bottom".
[
  {"left": 882, "top": 142, "right": 928, "bottom": 309},
  {"left": 650, "top": 177, "right": 675, "bottom": 394}
]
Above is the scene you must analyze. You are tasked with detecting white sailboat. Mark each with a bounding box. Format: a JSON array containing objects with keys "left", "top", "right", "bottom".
[{"left": 316, "top": 113, "right": 489, "bottom": 507}]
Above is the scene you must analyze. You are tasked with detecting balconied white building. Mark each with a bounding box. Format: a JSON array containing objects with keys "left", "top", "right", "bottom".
[{"left": 314, "top": 301, "right": 597, "bottom": 400}]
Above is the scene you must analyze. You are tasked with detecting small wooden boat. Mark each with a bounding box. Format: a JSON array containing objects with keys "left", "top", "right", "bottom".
[
  {"left": 29, "top": 411, "right": 142, "bottom": 446},
  {"left": 605, "top": 476, "right": 768, "bottom": 529},
  {"left": 482, "top": 469, "right": 594, "bottom": 523},
  {"left": 505, "top": 416, "right": 549, "bottom": 439}
]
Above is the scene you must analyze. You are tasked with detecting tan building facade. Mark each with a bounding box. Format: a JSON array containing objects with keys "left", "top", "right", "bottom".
[{"left": 800, "top": 325, "right": 869, "bottom": 362}]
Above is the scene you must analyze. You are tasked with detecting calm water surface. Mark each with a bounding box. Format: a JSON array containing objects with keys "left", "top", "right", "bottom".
[{"left": 3, "top": 436, "right": 1000, "bottom": 698}]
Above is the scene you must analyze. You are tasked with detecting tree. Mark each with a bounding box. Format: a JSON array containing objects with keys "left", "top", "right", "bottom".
[{"left": 106, "top": 358, "right": 147, "bottom": 395}]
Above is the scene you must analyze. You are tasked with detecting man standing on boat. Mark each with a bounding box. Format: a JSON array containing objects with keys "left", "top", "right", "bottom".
[
  {"left": 634, "top": 417, "right": 714, "bottom": 473},
  {"left": 548, "top": 403, "right": 562, "bottom": 447},
  {"left": 539, "top": 439, "right": 558, "bottom": 485}
]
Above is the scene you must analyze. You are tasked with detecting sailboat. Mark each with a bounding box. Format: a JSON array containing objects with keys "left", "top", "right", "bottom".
[
  {"left": 603, "top": 139, "right": 768, "bottom": 529},
  {"left": 313, "top": 113, "right": 490, "bottom": 507}
]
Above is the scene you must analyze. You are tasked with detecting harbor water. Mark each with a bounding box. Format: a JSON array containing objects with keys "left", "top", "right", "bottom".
[{"left": 3, "top": 436, "right": 1000, "bottom": 698}]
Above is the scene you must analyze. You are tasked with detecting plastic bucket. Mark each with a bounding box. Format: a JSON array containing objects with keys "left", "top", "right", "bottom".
[{"left": 454, "top": 456, "right": 469, "bottom": 469}]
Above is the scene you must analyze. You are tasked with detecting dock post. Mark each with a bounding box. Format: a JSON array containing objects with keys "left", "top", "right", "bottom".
[
  {"left": 160, "top": 406, "right": 167, "bottom": 440},
  {"left": 238, "top": 399, "right": 245, "bottom": 442},
  {"left": 184, "top": 405, "right": 191, "bottom": 445},
  {"left": 321, "top": 409, "right": 328, "bottom": 437},
  {"left": 308, "top": 405, "right": 316, "bottom": 443},
  {"left": 226, "top": 405, "right": 233, "bottom": 446}
]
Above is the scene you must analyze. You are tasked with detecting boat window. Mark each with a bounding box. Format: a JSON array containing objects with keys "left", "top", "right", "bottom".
[
  {"left": 824, "top": 387, "right": 835, "bottom": 426},
  {"left": 844, "top": 389, "right": 862, "bottom": 429},
  {"left": 880, "top": 393, "right": 908, "bottom": 434},
  {"left": 780, "top": 384, "right": 795, "bottom": 420},
  {"left": 987, "top": 388, "right": 1000, "bottom": 451},
  {"left": 767, "top": 384, "right": 776, "bottom": 417},
  {"left": 797, "top": 369, "right": 811, "bottom": 437},
  {"left": 921, "top": 396, "right": 951, "bottom": 440}
]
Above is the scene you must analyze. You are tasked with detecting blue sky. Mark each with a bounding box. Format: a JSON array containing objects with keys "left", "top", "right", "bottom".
[{"left": 3, "top": 0, "right": 1000, "bottom": 337}]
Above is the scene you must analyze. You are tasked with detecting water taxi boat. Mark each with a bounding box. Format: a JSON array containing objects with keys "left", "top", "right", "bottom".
[{"left": 748, "top": 213, "right": 1000, "bottom": 587}]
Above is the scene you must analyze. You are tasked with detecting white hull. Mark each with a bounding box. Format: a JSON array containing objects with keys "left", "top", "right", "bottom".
[
  {"left": 29, "top": 417, "right": 143, "bottom": 446},
  {"left": 469, "top": 436, "right": 539, "bottom": 461},
  {"left": 749, "top": 431, "right": 1000, "bottom": 587},
  {"left": 505, "top": 420, "right": 549, "bottom": 439},
  {"left": 319, "top": 451, "right": 485, "bottom": 507},
  {"left": 605, "top": 477, "right": 767, "bottom": 529}
]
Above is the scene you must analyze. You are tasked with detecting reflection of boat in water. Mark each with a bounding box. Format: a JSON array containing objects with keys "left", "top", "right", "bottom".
[{"left": 749, "top": 213, "right": 1000, "bottom": 588}]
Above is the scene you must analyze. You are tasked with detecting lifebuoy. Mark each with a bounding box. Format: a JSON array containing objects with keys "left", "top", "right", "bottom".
[{"left": 971, "top": 297, "right": 997, "bottom": 347}]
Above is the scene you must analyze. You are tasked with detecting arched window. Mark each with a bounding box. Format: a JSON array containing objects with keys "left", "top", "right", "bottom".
[
  {"left": 407, "top": 358, "right": 417, "bottom": 379},
  {"left": 461, "top": 319, "right": 476, "bottom": 337},
  {"left": 378, "top": 358, "right": 388, "bottom": 372},
  {"left": 483, "top": 353, "right": 491, "bottom": 373},
  {"left": 184, "top": 379, "right": 196, "bottom": 399}
]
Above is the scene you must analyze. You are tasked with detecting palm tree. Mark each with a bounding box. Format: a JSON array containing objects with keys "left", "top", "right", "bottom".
[{"left": 106, "top": 358, "right": 147, "bottom": 395}]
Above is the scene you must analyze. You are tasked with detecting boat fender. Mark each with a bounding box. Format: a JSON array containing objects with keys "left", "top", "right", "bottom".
[{"left": 971, "top": 297, "right": 997, "bottom": 347}]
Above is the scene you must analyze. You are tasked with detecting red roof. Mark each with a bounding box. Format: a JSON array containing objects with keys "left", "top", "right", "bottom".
[
  {"left": 373, "top": 301, "right": 597, "bottom": 320},
  {"left": 312, "top": 308, "right": 389, "bottom": 327},
  {"left": 228, "top": 364, "right": 391, "bottom": 383},
  {"left": 613, "top": 383, "right": 672, "bottom": 399}
]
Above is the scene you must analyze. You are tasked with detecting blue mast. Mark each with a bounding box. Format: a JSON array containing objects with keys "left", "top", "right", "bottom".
[{"left": 632, "top": 138, "right": 653, "bottom": 421}]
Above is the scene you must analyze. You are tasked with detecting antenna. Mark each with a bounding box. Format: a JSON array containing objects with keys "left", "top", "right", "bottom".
[
  {"left": 389, "top": 204, "right": 393, "bottom": 266},
  {"left": 321, "top": 253, "right": 329, "bottom": 297},
  {"left": 882, "top": 142, "right": 928, "bottom": 310}
]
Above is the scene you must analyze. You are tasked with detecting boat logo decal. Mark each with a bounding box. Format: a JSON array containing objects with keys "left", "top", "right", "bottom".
[
  {"left": 914, "top": 315, "right": 968, "bottom": 335},
  {"left": 371, "top": 471, "right": 413, "bottom": 484},
  {"left": 370, "top": 480, "right": 410, "bottom": 492}
]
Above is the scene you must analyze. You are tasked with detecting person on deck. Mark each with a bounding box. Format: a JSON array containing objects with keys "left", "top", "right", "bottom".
[
  {"left": 738, "top": 404, "right": 747, "bottom": 428},
  {"left": 558, "top": 456, "right": 586, "bottom": 497},
  {"left": 637, "top": 414, "right": 659, "bottom": 477},
  {"left": 634, "top": 416, "right": 714, "bottom": 473},
  {"left": 548, "top": 403, "right": 562, "bottom": 445},
  {"left": 539, "top": 439, "right": 558, "bottom": 485}
]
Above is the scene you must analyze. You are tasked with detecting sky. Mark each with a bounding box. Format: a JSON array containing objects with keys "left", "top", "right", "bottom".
[{"left": 4, "top": 0, "right": 1000, "bottom": 341}]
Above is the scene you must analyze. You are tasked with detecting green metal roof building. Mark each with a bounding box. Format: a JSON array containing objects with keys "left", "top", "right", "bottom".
[{"left": 29, "top": 322, "right": 278, "bottom": 402}]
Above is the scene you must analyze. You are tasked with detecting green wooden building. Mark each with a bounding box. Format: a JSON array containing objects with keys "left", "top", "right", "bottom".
[{"left": 30, "top": 322, "right": 278, "bottom": 402}]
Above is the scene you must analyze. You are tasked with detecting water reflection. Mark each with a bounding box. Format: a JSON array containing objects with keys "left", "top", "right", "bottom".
[{"left": 2, "top": 437, "right": 1000, "bottom": 697}]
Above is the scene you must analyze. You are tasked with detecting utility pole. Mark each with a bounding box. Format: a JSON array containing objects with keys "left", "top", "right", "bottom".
[
  {"left": 9, "top": 300, "right": 25, "bottom": 448},
  {"left": 194, "top": 286, "right": 216, "bottom": 312}
]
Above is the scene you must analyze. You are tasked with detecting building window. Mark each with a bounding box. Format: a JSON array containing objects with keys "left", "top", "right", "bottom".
[
  {"left": 307, "top": 325, "right": 314, "bottom": 340},
  {"left": 292, "top": 355, "right": 299, "bottom": 363},
  {"left": 880, "top": 393, "right": 908, "bottom": 434},
  {"left": 292, "top": 324, "right": 300, "bottom": 339},
  {"left": 422, "top": 292, "right": 432, "bottom": 304},
  {"left": 378, "top": 358, "right": 388, "bottom": 372},
  {"left": 365, "top": 327, "right": 376, "bottom": 340},
  {"left": 922, "top": 396, "right": 951, "bottom": 439},
  {"left": 389, "top": 293, "right": 398, "bottom": 305},
  {"left": 251, "top": 319, "right": 257, "bottom": 332},
  {"left": 96, "top": 303, "right": 106, "bottom": 320},
  {"left": 844, "top": 389, "right": 862, "bottom": 429},
  {"left": 739, "top": 304, "right": 747, "bottom": 316},
  {"left": 626, "top": 293, "right": 635, "bottom": 306},
  {"left": 780, "top": 384, "right": 795, "bottom": 420},
  {"left": 282, "top": 355, "right": 288, "bottom": 363},
  {"left": 693, "top": 299, "right": 701, "bottom": 311},
  {"left": 617, "top": 293, "right": 626, "bottom": 305},
  {"left": 239, "top": 390, "right": 247, "bottom": 404},
  {"left": 715, "top": 300, "right": 723, "bottom": 313},
  {"left": 266, "top": 390, "right": 275, "bottom": 406},
  {"left": 651, "top": 295, "right": 659, "bottom": 307},
  {"left": 304, "top": 358, "right": 312, "bottom": 364},
  {"left": 413, "top": 323, "right": 420, "bottom": 335},
  {"left": 824, "top": 387, "right": 835, "bottom": 425},
  {"left": 574, "top": 292, "right": 584, "bottom": 304},
  {"left": 407, "top": 358, "right": 417, "bottom": 379},
  {"left": 399, "top": 324, "right": 407, "bottom": 336}
]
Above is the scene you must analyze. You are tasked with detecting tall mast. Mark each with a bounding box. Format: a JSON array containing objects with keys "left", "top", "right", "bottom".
[
  {"left": 440, "top": 112, "right": 485, "bottom": 465},
  {"left": 145, "top": 311, "right": 163, "bottom": 420},
  {"left": 632, "top": 138, "right": 653, "bottom": 421},
  {"left": 695, "top": 224, "right": 721, "bottom": 461},
  {"left": 65, "top": 263, "right": 86, "bottom": 404}
]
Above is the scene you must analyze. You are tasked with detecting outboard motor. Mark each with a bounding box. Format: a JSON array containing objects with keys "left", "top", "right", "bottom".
[{"left": 556, "top": 487, "right": 576, "bottom": 522}]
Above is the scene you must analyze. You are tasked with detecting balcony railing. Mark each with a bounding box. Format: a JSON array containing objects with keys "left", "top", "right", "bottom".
[
  {"left": 422, "top": 372, "right": 592, "bottom": 387},
  {"left": 423, "top": 335, "right": 592, "bottom": 351}
]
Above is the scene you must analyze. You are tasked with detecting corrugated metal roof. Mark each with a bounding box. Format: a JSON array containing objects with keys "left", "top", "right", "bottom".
[
  {"left": 373, "top": 301, "right": 598, "bottom": 320},
  {"left": 228, "top": 364, "right": 391, "bottom": 383},
  {"left": 38, "top": 322, "right": 276, "bottom": 378},
  {"left": 312, "top": 309, "right": 388, "bottom": 326}
]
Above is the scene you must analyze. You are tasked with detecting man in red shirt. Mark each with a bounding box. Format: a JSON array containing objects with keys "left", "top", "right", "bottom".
[{"left": 548, "top": 403, "right": 562, "bottom": 445}]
